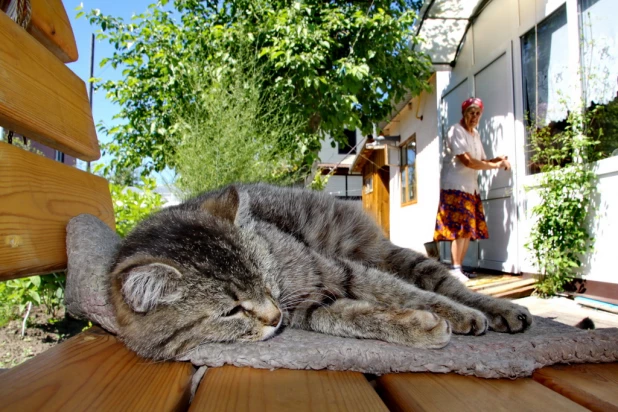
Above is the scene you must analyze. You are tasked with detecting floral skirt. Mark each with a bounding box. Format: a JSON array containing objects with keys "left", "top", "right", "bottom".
[{"left": 434, "top": 189, "right": 489, "bottom": 241}]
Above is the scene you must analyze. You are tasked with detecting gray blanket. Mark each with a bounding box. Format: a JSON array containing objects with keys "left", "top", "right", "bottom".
[{"left": 65, "top": 214, "right": 618, "bottom": 378}]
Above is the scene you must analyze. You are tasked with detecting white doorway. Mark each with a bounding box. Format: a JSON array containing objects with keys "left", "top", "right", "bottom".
[
  {"left": 474, "top": 52, "right": 519, "bottom": 272},
  {"left": 439, "top": 79, "right": 481, "bottom": 268},
  {"left": 439, "top": 51, "right": 519, "bottom": 273}
]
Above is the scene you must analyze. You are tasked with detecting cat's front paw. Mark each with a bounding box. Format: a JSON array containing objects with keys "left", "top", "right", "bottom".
[
  {"left": 405, "top": 310, "right": 452, "bottom": 349},
  {"left": 486, "top": 301, "right": 533, "bottom": 333},
  {"left": 447, "top": 307, "right": 488, "bottom": 336}
]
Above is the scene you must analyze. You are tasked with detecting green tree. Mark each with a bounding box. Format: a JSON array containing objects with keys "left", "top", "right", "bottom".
[
  {"left": 173, "top": 53, "right": 307, "bottom": 197},
  {"left": 82, "top": 0, "right": 432, "bottom": 177},
  {"left": 110, "top": 177, "right": 166, "bottom": 237}
]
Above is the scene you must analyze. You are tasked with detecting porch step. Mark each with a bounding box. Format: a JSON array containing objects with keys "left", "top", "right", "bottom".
[
  {"left": 470, "top": 276, "right": 524, "bottom": 292},
  {"left": 476, "top": 278, "right": 536, "bottom": 299},
  {"left": 492, "top": 284, "right": 536, "bottom": 299}
]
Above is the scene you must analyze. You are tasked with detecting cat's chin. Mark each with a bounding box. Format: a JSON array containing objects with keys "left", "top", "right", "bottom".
[{"left": 260, "top": 318, "right": 283, "bottom": 341}]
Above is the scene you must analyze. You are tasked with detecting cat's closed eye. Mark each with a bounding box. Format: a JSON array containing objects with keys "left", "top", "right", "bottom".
[{"left": 222, "top": 305, "right": 245, "bottom": 317}]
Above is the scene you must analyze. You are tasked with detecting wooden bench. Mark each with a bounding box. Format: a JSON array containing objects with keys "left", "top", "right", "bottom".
[{"left": 0, "top": 3, "right": 616, "bottom": 411}]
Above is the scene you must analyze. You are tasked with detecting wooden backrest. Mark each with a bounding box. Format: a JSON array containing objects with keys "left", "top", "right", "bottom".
[{"left": 0, "top": 2, "right": 114, "bottom": 281}]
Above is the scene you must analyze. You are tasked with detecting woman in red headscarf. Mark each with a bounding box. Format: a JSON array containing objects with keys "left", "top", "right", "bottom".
[{"left": 433, "top": 97, "right": 511, "bottom": 283}]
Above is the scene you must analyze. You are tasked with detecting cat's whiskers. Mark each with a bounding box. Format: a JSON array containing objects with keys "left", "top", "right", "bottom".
[
  {"left": 279, "top": 289, "right": 318, "bottom": 305},
  {"left": 280, "top": 292, "right": 337, "bottom": 309},
  {"left": 281, "top": 284, "right": 341, "bottom": 302},
  {"left": 281, "top": 286, "right": 318, "bottom": 298}
]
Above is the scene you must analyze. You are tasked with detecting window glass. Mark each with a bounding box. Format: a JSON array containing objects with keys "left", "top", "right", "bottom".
[
  {"left": 521, "top": 5, "right": 570, "bottom": 173},
  {"left": 338, "top": 129, "right": 357, "bottom": 154},
  {"left": 400, "top": 135, "right": 417, "bottom": 204},
  {"left": 580, "top": 0, "right": 618, "bottom": 158}
]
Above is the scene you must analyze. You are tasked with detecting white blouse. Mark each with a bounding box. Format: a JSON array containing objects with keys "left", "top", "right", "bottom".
[{"left": 440, "top": 122, "right": 487, "bottom": 194}]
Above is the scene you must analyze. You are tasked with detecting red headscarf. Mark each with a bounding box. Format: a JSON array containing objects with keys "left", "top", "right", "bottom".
[{"left": 461, "top": 97, "right": 484, "bottom": 113}]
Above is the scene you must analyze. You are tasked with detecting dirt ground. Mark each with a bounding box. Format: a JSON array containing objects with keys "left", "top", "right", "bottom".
[{"left": 0, "top": 306, "right": 88, "bottom": 369}]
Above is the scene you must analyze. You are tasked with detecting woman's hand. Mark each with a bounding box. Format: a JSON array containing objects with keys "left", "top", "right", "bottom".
[
  {"left": 499, "top": 158, "right": 511, "bottom": 171},
  {"left": 490, "top": 155, "right": 511, "bottom": 171},
  {"left": 457, "top": 153, "right": 512, "bottom": 171}
]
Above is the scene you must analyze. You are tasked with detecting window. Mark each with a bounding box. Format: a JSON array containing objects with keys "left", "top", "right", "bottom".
[
  {"left": 338, "top": 129, "right": 357, "bottom": 154},
  {"left": 55, "top": 150, "right": 65, "bottom": 163},
  {"left": 400, "top": 134, "right": 417, "bottom": 205},
  {"left": 580, "top": 0, "right": 618, "bottom": 159},
  {"left": 521, "top": 4, "right": 570, "bottom": 174}
]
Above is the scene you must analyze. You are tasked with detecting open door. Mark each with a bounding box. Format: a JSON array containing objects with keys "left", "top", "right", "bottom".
[{"left": 474, "top": 52, "right": 519, "bottom": 273}]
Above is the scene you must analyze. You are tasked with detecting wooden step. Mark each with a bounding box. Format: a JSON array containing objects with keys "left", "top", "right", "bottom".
[
  {"left": 493, "top": 284, "right": 535, "bottom": 299},
  {"left": 191, "top": 366, "right": 388, "bottom": 412},
  {"left": 470, "top": 276, "right": 524, "bottom": 292},
  {"left": 376, "top": 372, "right": 587, "bottom": 411},
  {"left": 0, "top": 327, "right": 194, "bottom": 411},
  {"left": 533, "top": 363, "right": 618, "bottom": 412},
  {"left": 477, "top": 278, "right": 536, "bottom": 297}
]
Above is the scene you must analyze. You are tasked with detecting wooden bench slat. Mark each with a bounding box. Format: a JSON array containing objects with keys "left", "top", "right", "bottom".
[
  {"left": 376, "top": 373, "right": 587, "bottom": 411},
  {"left": 0, "top": 327, "right": 194, "bottom": 412},
  {"left": 190, "top": 366, "right": 388, "bottom": 412},
  {"left": 0, "top": 11, "right": 99, "bottom": 161},
  {"left": 27, "top": 0, "right": 78, "bottom": 63},
  {"left": 532, "top": 364, "right": 618, "bottom": 412},
  {"left": 0, "top": 143, "right": 114, "bottom": 280}
]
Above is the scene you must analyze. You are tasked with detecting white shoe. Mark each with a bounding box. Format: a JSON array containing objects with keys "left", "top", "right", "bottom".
[{"left": 449, "top": 268, "right": 469, "bottom": 283}]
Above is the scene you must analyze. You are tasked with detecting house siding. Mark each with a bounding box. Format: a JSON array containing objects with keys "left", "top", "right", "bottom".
[{"left": 388, "top": 0, "right": 617, "bottom": 285}]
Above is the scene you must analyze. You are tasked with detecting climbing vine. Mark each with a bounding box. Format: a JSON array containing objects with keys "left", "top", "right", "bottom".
[{"left": 526, "top": 106, "right": 603, "bottom": 296}]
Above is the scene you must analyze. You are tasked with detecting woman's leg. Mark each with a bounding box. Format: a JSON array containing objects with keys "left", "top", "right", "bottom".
[{"left": 451, "top": 237, "right": 470, "bottom": 266}]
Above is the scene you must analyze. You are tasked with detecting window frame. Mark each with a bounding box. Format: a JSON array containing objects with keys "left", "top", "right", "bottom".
[
  {"left": 400, "top": 134, "right": 417, "bottom": 207},
  {"left": 338, "top": 129, "right": 357, "bottom": 155}
]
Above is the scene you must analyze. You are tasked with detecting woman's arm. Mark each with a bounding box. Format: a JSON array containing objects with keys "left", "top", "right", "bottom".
[
  {"left": 487, "top": 155, "right": 507, "bottom": 163},
  {"left": 456, "top": 153, "right": 511, "bottom": 170}
]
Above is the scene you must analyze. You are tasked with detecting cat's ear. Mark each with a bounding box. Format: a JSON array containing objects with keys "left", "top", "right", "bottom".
[
  {"left": 120, "top": 262, "right": 184, "bottom": 313},
  {"left": 201, "top": 185, "right": 239, "bottom": 224}
]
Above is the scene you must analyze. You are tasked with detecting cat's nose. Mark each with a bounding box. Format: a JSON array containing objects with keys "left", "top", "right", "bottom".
[{"left": 264, "top": 309, "right": 281, "bottom": 327}]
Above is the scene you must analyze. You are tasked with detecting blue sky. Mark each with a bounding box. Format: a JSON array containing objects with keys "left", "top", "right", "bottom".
[{"left": 63, "top": 0, "right": 168, "bottom": 173}]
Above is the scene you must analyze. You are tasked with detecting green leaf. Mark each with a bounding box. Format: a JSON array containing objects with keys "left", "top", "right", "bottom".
[
  {"left": 30, "top": 276, "right": 41, "bottom": 288},
  {"left": 28, "top": 290, "right": 41, "bottom": 305}
]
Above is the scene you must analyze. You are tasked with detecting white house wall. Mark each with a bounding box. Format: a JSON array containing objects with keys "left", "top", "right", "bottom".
[
  {"left": 520, "top": 156, "right": 618, "bottom": 283},
  {"left": 317, "top": 131, "right": 363, "bottom": 199},
  {"left": 317, "top": 131, "right": 360, "bottom": 167},
  {"left": 387, "top": 74, "right": 445, "bottom": 253},
  {"left": 389, "top": 0, "right": 617, "bottom": 284}
]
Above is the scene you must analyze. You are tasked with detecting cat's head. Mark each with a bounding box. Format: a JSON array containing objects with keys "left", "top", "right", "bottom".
[{"left": 109, "top": 186, "right": 283, "bottom": 360}]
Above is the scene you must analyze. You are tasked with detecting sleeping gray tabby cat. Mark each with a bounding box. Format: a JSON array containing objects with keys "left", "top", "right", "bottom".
[{"left": 109, "top": 183, "right": 532, "bottom": 360}]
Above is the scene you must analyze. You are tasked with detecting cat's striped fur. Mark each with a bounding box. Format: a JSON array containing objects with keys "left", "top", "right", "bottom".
[{"left": 109, "top": 183, "right": 532, "bottom": 360}]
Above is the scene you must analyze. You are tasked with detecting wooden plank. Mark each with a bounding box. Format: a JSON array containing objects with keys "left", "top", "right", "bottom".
[
  {"left": 469, "top": 276, "right": 522, "bottom": 291},
  {"left": 0, "top": 143, "right": 114, "bottom": 280},
  {"left": 191, "top": 366, "right": 388, "bottom": 412},
  {"left": 0, "top": 327, "right": 194, "bottom": 411},
  {"left": 477, "top": 278, "right": 536, "bottom": 296},
  {"left": 27, "top": 0, "right": 78, "bottom": 63},
  {"left": 492, "top": 284, "right": 535, "bottom": 299},
  {"left": 376, "top": 373, "right": 587, "bottom": 412},
  {"left": 533, "top": 363, "right": 618, "bottom": 412},
  {"left": 0, "top": 11, "right": 99, "bottom": 161}
]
